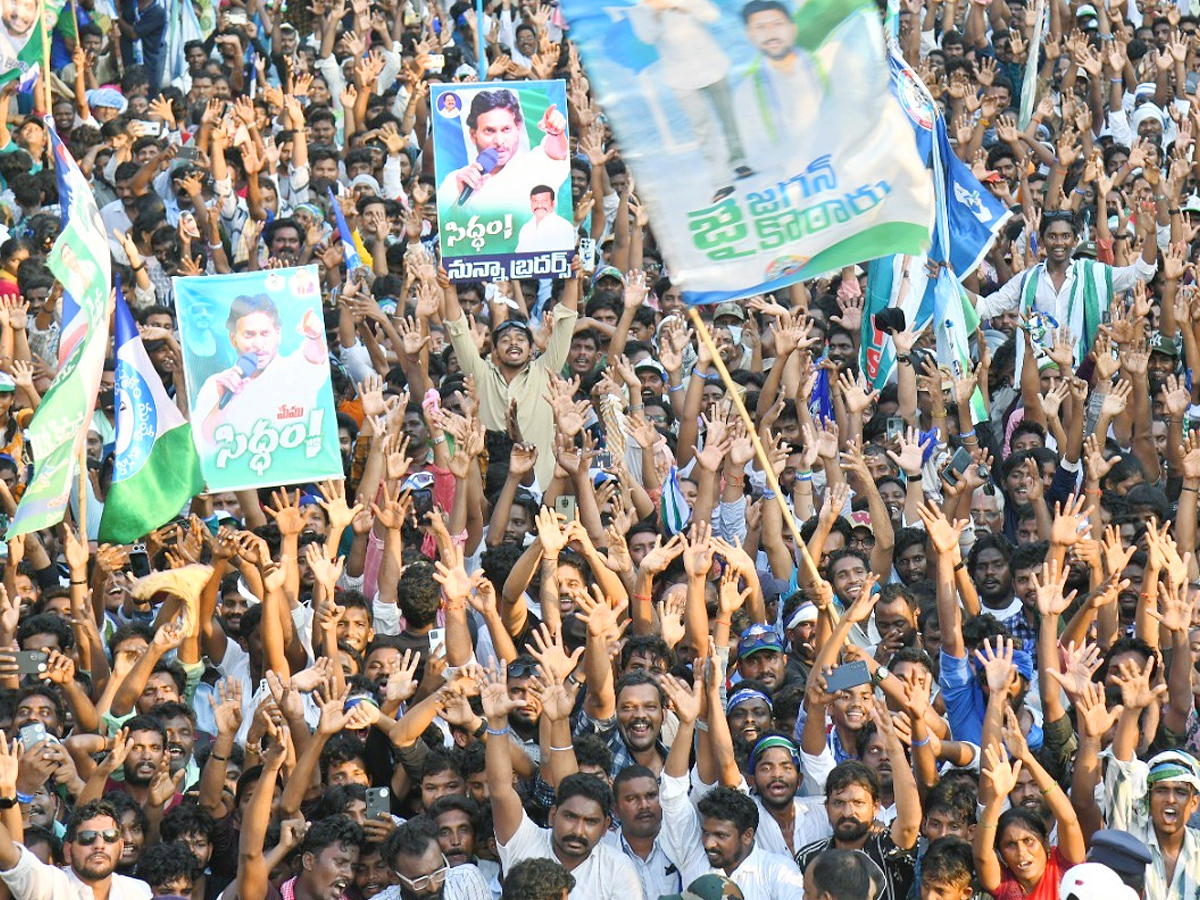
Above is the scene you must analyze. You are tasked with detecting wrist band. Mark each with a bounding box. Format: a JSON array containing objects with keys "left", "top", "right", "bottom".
[
  {"left": 14, "top": 792, "right": 33, "bottom": 804},
  {"left": 912, "top": 735, "right": 931, "bottom": 748},
  {"left": 959, "top": 429, "right": 976, "bottom": 439},
  {"left": 1110, "top": 76, "right": 1123, "bottom": 82},
  {"left": 797, "top": 471, "right": 813, "bottom": 482},
  {"left": 1183, "top": 486, "right": 1198, "bottom": 493},
  {"left": 762, "top": 489, "right": 776, "bottom": 500},
  {"left": 1040, "top": 783, "right": 1059, "bottom": 795},
  {"left": 209, "top": 751, "right": 230, "bottom": 762},
  {"left": 668, "top": 382, "right": 685, "bottom": 393},
  {"left": 486, "top": 726, "right": 510, "bottom": 736},
  {"left": 549, "top": 744, "right": 574, "bottom": 752},
  {"left": 628, "top": 404, "right": 644, "bottom": 412},
  {"left": 908, "top": 471, "right": 923, "bottom": 481},
  {"left": 69, "top": 579, "right": 87, "bottom": 585},
  {"left": 954, "top": 561, "right": 966, "bottom": 571}
]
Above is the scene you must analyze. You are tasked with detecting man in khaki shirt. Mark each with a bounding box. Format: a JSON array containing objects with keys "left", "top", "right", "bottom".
[{"left": 443, "top": 268, "right": 581, "bottom": 487}]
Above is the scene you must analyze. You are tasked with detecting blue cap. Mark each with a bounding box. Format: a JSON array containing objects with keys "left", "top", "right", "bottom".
[
  {"left": 1012, "top": 649, "right": 1034, "bottom": 682},
  {"left": 738, "top": 624, "right": 784, "bottom": 660},
  {"left": 1087, "top": 829, "right": 1152, "bottom": 877}
]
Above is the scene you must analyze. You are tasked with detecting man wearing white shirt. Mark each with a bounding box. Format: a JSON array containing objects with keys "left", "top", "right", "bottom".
[
  {"left": 656, "top": 669, "right": 806, "bottom": 900},
  {"left": 482, "top": 665, "right": 643, "bottom": 900},
  {"left": 375, "top": 818, "right": 492, "bottom": 900},
  {"left": 605, "top": 763, "right": 686, "bottom": 899},
  {"left": 0, "top": 797, "right": 152, "bottom": 900},
  {"left": 515, "top": 185, "right": 576, "bottom": 254}
]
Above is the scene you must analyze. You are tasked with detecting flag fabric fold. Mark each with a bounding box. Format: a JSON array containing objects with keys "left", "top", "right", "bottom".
[
  {"left": 98, "top": 294, "right": 204, "bottom": 543},
  {"left": 328, "top": 187, "right": 363, "bottom": 272},
  {"left": 660, "top": 466, "right": 691, "bottom": 537},
  {"left": 10, "top": 127, "right": 111, "bottom": 537}
]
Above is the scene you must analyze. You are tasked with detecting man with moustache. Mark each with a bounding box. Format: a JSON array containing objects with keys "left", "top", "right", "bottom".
[
  {"left": 782, "top": 598, "right": 818, "bottom": 687},
  {"left": 376, "top": 817, "right": 491, "bottom": 900},
  {"left": 0, "top": 796, "right": 152, "bottom": 899},
  {"left": 745, "top": 734, "right": 832, "bottom": 858},
  {"left": 577, "top": 671, "right": 668, "bottom": 778},
  {"left": 606, "top": 764, "right": 684, "bottom": 900},
  {"left": 794, "top": 760, "right": 920, "bottom": 900}
]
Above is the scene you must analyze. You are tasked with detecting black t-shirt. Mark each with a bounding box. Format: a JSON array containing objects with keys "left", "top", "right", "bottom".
[{"left": 795, "top": 829, "right": 916, "bottom": 900}]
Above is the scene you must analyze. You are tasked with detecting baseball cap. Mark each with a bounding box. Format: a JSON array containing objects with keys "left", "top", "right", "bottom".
[
  {"left": 849, "top": 510, "right": 874, "bottom": 534},
  {"left": 492, "top": 318, "right": 533, "bottom": 342},
  {"left": 0, "top": 373, "right": 15, "bottom": 393},
  {"left": 1184, "top": 195, "right": 1200, "bottom": 215},
  {"left": 713, "top": 301, "right": 746, "bottom": 323},
  {"left": 660, "top": 874, "right": 744, "bottom": 900},
  {"left": 1087, "top": 829, "right": 1152, "bottom": 881},
  {"left": 591, "top": 265, "right": 624, "bottom": 287},
  {"left": 634, "top": 358, "right": 667, "bottom": 379},
  {"left": 1149, "top": 332, "right": 1181, "bottom": 358},
  {"left": 737, "top": 623, "right": 784, "bottom": 660},
  {"left": 1060, "top": 863, "right": 1139, "bottom": 900},
  {"left": 87, "top": 88, "right": 127, "bottom": 113}
]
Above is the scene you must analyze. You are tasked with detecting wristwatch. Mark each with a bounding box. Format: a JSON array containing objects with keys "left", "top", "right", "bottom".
[
  {"left": 871, "top": 665, "right": 890, "bottom": 688},
  {"left": 472, "top": 718, "right": 488, "bottom": 741}
]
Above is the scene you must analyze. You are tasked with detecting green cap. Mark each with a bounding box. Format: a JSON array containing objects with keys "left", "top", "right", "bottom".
[{"left": 658, "top": 875, "right": 745, "bottom": 900}]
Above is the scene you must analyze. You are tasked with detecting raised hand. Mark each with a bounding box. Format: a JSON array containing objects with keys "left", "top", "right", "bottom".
[
  {"left": 267, "top": 488, "right": 307, "bottom": 537},
  {"left": 475, "top": 662, "right": 524, "bottom": 723},
  {"left": 1075, "top": 680, "right": 1123, "bottom": 739},
  {"left": 1112, "top": 657, "right": 1167, "bottom": 710},
  {"left": 980, "top": 743, "right": 1023, "bottom": 797},
  {"left": 974, "top": 637, "right": 1016, "bottom": 693}
]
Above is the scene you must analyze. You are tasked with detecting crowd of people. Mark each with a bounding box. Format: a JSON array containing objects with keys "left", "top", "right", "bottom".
[{"left": 0, "top": 0, "right": 1193, "bottom": 899}]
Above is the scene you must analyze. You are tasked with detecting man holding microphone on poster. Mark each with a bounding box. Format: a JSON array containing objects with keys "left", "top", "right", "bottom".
[
  {"left": 441, "top": 89, "right": 570, "bottom": 212},
  {"left": 192, "top": 292, "right": 328, "bottom": 448}
]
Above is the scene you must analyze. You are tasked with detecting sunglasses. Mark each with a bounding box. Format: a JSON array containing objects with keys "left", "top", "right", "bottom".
[
  {"left": 75, "top": 829, "right": 120, "bottom": 846},
  {"left": 396, "top": 856, "right": 449, "bottom": 891},
  {"left": 507, "top": 662, "right": 539, "bottom": 679}
]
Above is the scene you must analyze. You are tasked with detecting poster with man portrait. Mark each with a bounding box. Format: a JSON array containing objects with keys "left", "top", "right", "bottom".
[
  {"left": 557, "top": 0, "right": 934, "bottom": 304},
  {"left": 174, "top": 266, "right": 343, "bottom": 492},
  {"left": 431, "top": 79, "right": 576, "bottom": 282}
]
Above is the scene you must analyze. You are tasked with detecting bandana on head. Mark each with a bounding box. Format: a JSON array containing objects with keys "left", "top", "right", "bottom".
[
  {"left": 750, "top": 734, "right": 800, "bottom": 769},
  {"left": 1147, "top": 751, "right": 1200, "bottom": 794},
  {"left": 726, "top": 688, "right": 772, "bottom": 716}
]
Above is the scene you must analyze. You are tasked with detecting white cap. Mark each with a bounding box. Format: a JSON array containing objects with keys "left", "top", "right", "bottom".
[{"left": 1060, "top": 863, "right": 1139, "bottom": 900}]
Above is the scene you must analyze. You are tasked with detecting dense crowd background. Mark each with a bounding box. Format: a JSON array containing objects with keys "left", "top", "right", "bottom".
[{"left": 0, "top": 0, "right": 1195, "bottom": 899}]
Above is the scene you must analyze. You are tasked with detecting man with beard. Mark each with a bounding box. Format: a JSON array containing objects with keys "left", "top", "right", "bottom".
[
  {"left": 736, "top": 627, "right": 791, "bottom": 695},
  {"left": 794, "top": 759, "right": 919, "bottom": 900},
  {"left": 483, "top": 664, "right": 641, "bottom": 900},
  {"left": 871, "top": 586, "right": 920, "bottom": 668},
  {"left": 966, "top": 536, "right": 1022, "bottom": 638},
  {"left": 100, "top": 716, "right": 171, "bottom": 807},
  {"left": 656, "top": 669, "right": 805, "bottom": 900},
  {"left": 606, "top": 764, "right": 683, "bottom": 900},
  {"left": 215, "top": 574, "right": 251, "bottom": 647},
  {"left": 726, "top": 684, "right": 775, "bottom": 753},
  {"left": 0, "top": 797, "right": 152, "bottom": 900},
  {"left": 149, "top": 702, "right": 200, "bottom": 790},
  {"left": 1008, "top": 541, "right": 1050, "bottom": 655},
  {"left": 376, "top": 817, "right": 491, "bottom": 900}
]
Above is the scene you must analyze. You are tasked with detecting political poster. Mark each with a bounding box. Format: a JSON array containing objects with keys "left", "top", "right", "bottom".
[
  {"left": 557, "top": 0, "right": 934, "bottom": 304},
  {"left": 173, "top": 266, "right": 342, "bottom": 492},
  {"left": 430, "top": 79, "right": 576, "bottom": 282}
]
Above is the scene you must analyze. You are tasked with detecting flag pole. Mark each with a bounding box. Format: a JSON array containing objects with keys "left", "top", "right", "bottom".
[
  {"left": 37, "top": 0, "right": 50, "bottom": 116},
  {"left": 76, "top": 445, "right": 87, "bottom": 538},
  {"left": 685, "top": 306, "right": 819, "bottom": 578}
]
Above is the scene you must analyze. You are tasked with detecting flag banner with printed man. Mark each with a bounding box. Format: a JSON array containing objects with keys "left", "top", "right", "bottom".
[
  {"left": 10, "top": 128, "right": 111, "bottom": 537},
  {"left": 328, "top": 186, "right": 364, "bottom": 272},
  {"left": 174, "top": 266, "right": 343, "bottom": 493},
  {"left": 431, "top": 79, "right": 576, "bottom": 283},
  {"left": 0, "top": 0, "right": 72, "bottom": 88},
  {"left": 557, "top": 0, "right": 933, "bottom": 305},
  {"left": 98, "top": 293, "right": 204, "bottom": 543}
]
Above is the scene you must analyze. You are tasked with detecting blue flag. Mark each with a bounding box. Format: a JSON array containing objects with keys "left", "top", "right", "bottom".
[
  {"left": 933, "top": 118, "right": 1012, "bottom": 278},
  {"left": 328, "top": 187, "right": 363, "bottom": 271},
  {"left": 810, "top": 360, "right": 835, "bottom": 423}
]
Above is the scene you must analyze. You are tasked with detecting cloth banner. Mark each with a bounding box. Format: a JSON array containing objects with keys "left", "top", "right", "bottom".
[
  {"left": 557, "top": 0, "right": 933, "bottom": 304},
  {"left": 174, "top": 266, "right": 343, "bottom": 492},
  {"left": 10, "top": 128, "right": 111, "bottom": 536},
  {"left": 431, "top": 79, "right": 576, "bottom": 282}
]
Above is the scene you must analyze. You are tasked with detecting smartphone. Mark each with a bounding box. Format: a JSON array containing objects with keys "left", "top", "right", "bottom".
[
  {"left": 593, "top": 449, "right": 612, "bottom": 469},
  {"left": 226, "top": 8, "right": 248, "bottom": 23},
  {"left": 17, "top": 722, "right": 47, "bottom": 749},
  {"left": 365, "top": 786, "right": 390, "bottom": 819},
  {"left": 886, "top": 417, "right": 903, "bottom": 442},
  {"left": 132, "top": 121, "right": 162, "bottom": 138},
  {"left": 825, "top": 660, "right": 871, "bottom": 694},
  {"left": 13, "top": 650, "right": 47, "bottom": 677},
  {"left": 176, "top": 146, "right": 198, "bottom": 161},
  {"left": 180, "top": 211, "right": 201, "bottom": 240},
  {"left": 1101, "top": 310, "right": 1112, "bottom": 325},
  {"left": 578, "top": 238, "right": 597, "bottom": 272},
  {"left": 941, "top": 446, "right": 974, "bottom": 486},
  {"left": 129, "top": 543, "right": 152, "bottom": 578},
  {"left": 428, "top": 628, "right": 446, "bottom": 659},
  {"left": 428, "top": 53, "right": 445, "bottom": 73},
  {"left": 555, "top": 495, "right": 577, "bottom": 521}
]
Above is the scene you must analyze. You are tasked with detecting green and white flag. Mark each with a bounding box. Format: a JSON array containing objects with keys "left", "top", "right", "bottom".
[
  {"left": 1019, "top": 0, "right": 1046, "bottom": 129},
  {"left": 10, "top": 129, "right": 110, "bottom": 537},
  {"left": 98, "top": 293, "right": 203, "bottom": 543}
]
